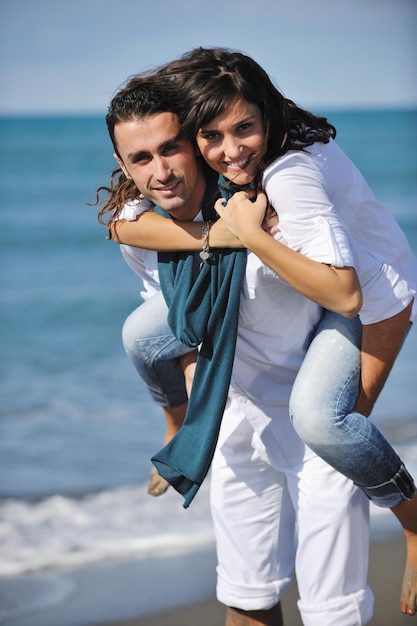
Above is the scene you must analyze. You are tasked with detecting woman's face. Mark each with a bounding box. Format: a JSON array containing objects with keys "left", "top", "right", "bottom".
[{"left": 196, "top": 98, "right": 266, "bottom": 186}]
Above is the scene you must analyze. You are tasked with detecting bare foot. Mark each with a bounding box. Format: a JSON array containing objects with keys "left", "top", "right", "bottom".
[
  {"left": 401, "top": 560, "right": 417, "bottom": 616},
  {"left": 393, "top": 496, "right": 417, "bottom": 616},
  {"left": 147, "top": 466, "right": 170, "bottom": 496},
  {"left": 146, "top": 403, "right": 187, "bottom": 497}
]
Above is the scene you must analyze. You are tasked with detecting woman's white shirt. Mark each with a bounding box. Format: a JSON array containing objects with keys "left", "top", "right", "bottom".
[{"left": 263, "top": 139, "right": 417, "bottom": 324}]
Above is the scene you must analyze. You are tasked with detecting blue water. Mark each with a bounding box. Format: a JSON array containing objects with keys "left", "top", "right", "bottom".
[{"left": 0, "top": 110, "right": 417, "bottom": 621}]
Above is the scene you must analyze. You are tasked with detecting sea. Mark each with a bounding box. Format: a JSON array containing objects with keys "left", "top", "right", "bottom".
[{"left": 1, "top": 109, "right": 417, "bottom": 624}]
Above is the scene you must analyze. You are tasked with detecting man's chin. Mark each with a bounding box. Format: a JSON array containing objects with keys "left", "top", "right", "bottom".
[
  {"left": 150, "top": 195, "right": 199, "bottom": 220},
  {"left": 149, "top": 195, "right": 182, "bottom": 210},
  {"left": 156, "top": 202, "right": 185, "bottom": 215}
]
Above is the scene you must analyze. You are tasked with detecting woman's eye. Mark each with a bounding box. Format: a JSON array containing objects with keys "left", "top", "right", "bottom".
[
  {"left": 201, "top": 131, "right": 219, "bottom": 141},
  {"left": 163, "top": 143, "right": 178, "bottom": 154}
]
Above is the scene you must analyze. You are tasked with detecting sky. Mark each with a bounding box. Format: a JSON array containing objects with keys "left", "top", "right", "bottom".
[{"left": 0, "top": 0, "right": 416, "bottom": 116}]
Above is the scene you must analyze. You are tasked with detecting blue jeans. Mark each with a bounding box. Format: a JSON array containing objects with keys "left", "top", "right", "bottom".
[
  {"left": 123, "top": 293, "right": 416, "bottom": 508},
  {"left": 290, "top": 310, "right": 416, "bottom": 508},
  {"left": 122, "top": 291, "right": 193, "bottom": 407}
]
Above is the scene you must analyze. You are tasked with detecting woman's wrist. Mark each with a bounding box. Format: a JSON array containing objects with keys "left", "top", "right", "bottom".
[
  {"left": 199, "top": 222, "right": 210, "bottom": 261},
  {"left": 208, "top": 219, "right": 244, "bottom": 249}
]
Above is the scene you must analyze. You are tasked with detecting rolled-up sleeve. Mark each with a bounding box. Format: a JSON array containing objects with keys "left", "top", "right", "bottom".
[{"left": 263, "top": 150, "right": 354, "bottom": 267}]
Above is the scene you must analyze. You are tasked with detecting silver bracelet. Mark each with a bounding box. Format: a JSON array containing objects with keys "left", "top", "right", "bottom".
[{"left": 199, "top": 221, "right": 210, "bottom": 263}]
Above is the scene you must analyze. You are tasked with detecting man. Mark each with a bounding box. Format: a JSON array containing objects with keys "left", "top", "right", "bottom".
[
  {"left": 97, "top": 76, "right": 376, "bottom": 626},
  {"left": 105, "top": 80, "right": 207, "bottom": 495}
]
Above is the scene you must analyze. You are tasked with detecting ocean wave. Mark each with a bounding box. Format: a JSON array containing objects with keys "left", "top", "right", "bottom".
[
  {"left": 0, "top": 480, "right": 214, "bottom": 577},
  {"left": 2, "top": 438, "right": 416, "bottom": 579}
]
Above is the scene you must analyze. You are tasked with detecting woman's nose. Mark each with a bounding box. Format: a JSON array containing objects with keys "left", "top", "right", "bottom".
[{"left": 222, "top": 135, "right": 241, "bottom": 160}]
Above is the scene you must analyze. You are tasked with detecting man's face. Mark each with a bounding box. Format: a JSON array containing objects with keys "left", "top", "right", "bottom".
[{"left": 114, "top": 112, "right": 206, "bottom": 220}]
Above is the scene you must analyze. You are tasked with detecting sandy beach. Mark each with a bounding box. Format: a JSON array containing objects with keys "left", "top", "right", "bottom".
[{"left": 102, "top": 533, "right": 413, "bottom": 626}]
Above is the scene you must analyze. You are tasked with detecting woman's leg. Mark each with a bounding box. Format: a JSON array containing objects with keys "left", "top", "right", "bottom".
[
  {"left": 290, "top": 309, "right": 417, "bottom": 615},
  {"left": 122, "top": 290, "right": 197, "bottom": 494},
  {"left": 122, "top": 291, "right": 194, "bottom": 410},
  {"left": 290, "top": 310, "right": 415, "bottom": 505}
]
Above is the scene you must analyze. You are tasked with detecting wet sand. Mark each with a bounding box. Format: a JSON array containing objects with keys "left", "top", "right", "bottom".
[{"left": 103, "top": 534, "right": 413, "bottom": 626}]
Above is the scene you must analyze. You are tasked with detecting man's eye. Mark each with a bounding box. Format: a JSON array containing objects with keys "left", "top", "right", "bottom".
[{"left": 133, "top": 154, "right": 150, "bottom": 163}]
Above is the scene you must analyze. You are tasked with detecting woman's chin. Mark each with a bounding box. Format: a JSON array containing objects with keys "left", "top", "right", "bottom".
[{"left": 224, "top": 170, "right": 255, "bottom": 186}]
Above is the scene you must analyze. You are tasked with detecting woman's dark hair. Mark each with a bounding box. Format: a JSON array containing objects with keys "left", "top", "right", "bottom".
[{"left": 156, "top": 47, "right": 336, "bottom": 186}]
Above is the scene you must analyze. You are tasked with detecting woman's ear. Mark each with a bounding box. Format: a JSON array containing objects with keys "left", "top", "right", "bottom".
[{"left": 113, "top": 153, "right": 131, "bottom": 179}]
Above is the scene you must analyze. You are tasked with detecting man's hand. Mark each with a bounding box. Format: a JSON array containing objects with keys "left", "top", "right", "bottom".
[{"left": 354, "top": 300, "right": 413, "bottom": 416}]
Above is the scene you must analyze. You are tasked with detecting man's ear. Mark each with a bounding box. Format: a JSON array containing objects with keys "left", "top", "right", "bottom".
[{"left": 113, "top": 153, "right": 131, "bottom": 179}]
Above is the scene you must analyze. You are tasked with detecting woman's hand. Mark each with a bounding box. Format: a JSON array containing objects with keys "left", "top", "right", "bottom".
[
  {"left": 208, "top": 218, "right": 245, "bottom": 248},
  {"left": 214, "top": 190, "right": 273, "bottom": 242}
]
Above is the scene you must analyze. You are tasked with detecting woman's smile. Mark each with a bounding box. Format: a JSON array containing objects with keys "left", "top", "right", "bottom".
[{"left": 197, "top": 98, "right": 266, "bottom": 186}]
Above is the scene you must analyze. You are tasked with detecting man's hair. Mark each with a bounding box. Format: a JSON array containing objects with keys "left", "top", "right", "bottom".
[
  {"left": 106, "top": 76, "right": 181, "bottom": 158},
  {"left": 95, "top": 75, "right": 182, "bottom": 232}
]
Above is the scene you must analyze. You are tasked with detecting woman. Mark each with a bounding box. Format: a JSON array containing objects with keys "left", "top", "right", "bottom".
[{"left": 98, "top": 49, "right": 417, "bottom": 617}]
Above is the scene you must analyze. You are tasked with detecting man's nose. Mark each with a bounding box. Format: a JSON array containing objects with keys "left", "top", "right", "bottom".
[{"left": 154, "top": 157, "right": 172, "bottom": 182}]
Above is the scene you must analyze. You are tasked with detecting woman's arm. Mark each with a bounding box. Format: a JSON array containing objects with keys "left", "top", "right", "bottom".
[
  {"left": 215, "top": 191, "right": 362, "bottom": 318},
  {"left": 111, "top": 211, "right": 244, "bottom": 251}
]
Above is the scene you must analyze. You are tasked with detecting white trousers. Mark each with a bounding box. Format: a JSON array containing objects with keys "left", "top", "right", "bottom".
[{"left": 210, "top": 391, "right": 374, "bottom": 626}]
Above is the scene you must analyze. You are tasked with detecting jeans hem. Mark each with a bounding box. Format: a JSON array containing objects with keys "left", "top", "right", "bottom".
[{"left": 359, "top": 464, "right": 416, "bottom": 508}]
